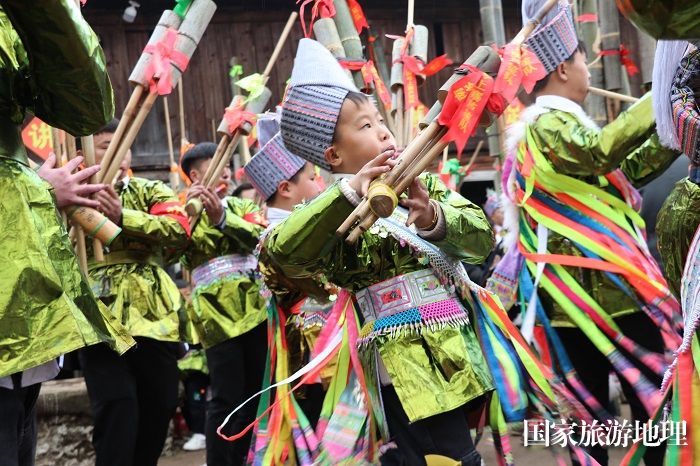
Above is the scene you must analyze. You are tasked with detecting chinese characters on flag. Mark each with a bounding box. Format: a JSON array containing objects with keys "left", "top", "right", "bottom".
[{"left": 21, "top": 117, "right": 53, "bottom": 160}]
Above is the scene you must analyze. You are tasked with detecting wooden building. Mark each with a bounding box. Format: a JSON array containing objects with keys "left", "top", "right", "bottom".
[{"left": 80, "top": 0, "right": 653, "bottom": 190}]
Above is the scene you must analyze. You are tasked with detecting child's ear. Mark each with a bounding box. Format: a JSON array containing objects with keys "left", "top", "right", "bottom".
[
  {"left": 277, "top": 180, "right": 292, "bottom": 199},
  {"left": 324, "top": 146, "right": 342, "bottom": 168},
  {"left": 556, "top": 61, "right": 569, "bottom": 82}
]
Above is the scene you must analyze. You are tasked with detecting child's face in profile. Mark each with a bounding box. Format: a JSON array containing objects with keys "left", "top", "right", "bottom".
[
  {"left": 566, "top": 50, "right": 591, "bottom": 105},
  {"left": 288, "top": 162, "right": 322, "bottom": 204},
  {"left": 331, "top": 97, "right": 396, "bottom": 174}
]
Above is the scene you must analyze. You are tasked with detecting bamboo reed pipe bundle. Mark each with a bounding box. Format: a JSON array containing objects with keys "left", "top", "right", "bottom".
[
  {"left": 80, "top": 135, "right": 105, "bottom": 263},
  {"left": 99, "top": 0, "right": 216, "bottom": 187},
  {"left": 337, "top": 0, "right": 561, "bottom": 243},
  {"left": 65, "top": 135, "right": 89, "bottom": 275}
]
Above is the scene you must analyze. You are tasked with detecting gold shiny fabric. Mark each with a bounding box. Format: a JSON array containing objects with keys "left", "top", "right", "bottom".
[
  {"left": 0, "top": 159, "right": 133, "bottom": 377},
  {"left": 529, "top": 95, "right": 679, "bottom": 326},
  {"left": 656, "top": 178, "right": 700, "bottom": 297},
  {"left": 263, "top": 173, "right": 495, "bottom": 421},
  {"left": 0, "top": 0, "right": 131, "bottom": 378},
  {"left": 183, "top": 196, "right": 267, "bottom": 349},
  {"left": 88, "top": 177, "right": 189, "bottom": 342}
]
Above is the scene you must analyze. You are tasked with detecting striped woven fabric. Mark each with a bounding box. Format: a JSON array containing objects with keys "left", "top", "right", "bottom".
[
  {"left": 671, "top": 49, "right": 700, "bottom": 164},
  {"left": 281, "top": 85, "right": 349, "bottom": 170},
  {"left": 524, "top": 1, "right": 579, "bottom": 73}
]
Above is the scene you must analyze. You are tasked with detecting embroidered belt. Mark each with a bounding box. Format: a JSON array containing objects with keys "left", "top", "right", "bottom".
[
  {"left": 356, "top": 269, "right": 470, "bottom": 345},
  {"left": 191, "top": 254, "right": 258, "bottom": 289}
]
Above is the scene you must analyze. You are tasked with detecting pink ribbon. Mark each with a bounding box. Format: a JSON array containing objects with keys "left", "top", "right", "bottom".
[{"left": 143, "top": 28, "right": 190, "bottom": 95}]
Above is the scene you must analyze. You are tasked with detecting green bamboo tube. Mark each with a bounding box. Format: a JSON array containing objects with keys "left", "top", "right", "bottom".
[{"left": 333, "top": 0, "right": 366, "bottom": 90}]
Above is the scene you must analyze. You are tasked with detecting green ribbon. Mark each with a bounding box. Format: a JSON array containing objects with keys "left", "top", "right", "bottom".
[
  {"left": 173, "top": 0, "right": 192, "bottom": 19},
  {"left": 440, "top": 158, "right": 461, "bottom": 175},
  {"left": 229, "top": 64, "right": 243, "bottom": 79},
  {"left": 235, "top": 73, "right": 266, "bottom": 102}
]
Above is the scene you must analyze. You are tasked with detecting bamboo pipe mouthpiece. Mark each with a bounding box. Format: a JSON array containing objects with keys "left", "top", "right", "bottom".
[
  {"left": 185, "top": 197, "right": 204, "bottom": 217},
  {"left": 67, "top": 206, "right": 122, "bottom": 246},
  {"left": 367, "top": 181, "right": 399, "bottom": 218}
]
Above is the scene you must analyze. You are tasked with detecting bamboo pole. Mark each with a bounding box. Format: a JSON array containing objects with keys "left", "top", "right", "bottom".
[
  {"left": 636, "top": 30, "right": 656, "bottom": 87},
  {"left": 163, "top": 96, "right": 180, "bottom": 190},
  {"left": 598, "top": 0, "right": 622, "bottom": 92},
  {"left": 186, "top": 12, "right": 297, "bottom": 227},
  {"left": 81, "top": 135, "right": 104, "bottom": 263},
  {"left": 178, "top": 78, "right": 188, "bottom": 145},
  {"left": 65, "top": 135, "right": 89, "bottom": 275},
  {"left": 479, "top": 0, "right": 507, "bottom": 162},
  {"left": 589, "top": 86, "right": 639, "bottom": 103},
  {"left": 578, "top": 0, "right": 606, "bottom": 126}
]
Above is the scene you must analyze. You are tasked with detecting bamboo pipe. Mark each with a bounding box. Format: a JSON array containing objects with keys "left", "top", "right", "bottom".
[
  {"left": 103, "top": 91, "right": 159, "bottom": 185},
  {"left": 338, "top": 0, "right": 562, "bottom": 241},
  {"left": 588, "top": 86, "right": 639, "bottom": 103},
  {"left": 98, "top": 85, "right": 144, "bottom": 182},
  {"left": 163, "top": 95, "right": 180, "bottom": 190},
  {"left": 81, "top": 135, "right": 105, "bottom": 263},
  {"left": 336, "top": 122, "right": 441, "bottom": 236},
  {"left": 65, "top": 136, "right": 89, "bottom": 275},
  {"left": 262, "top": 12, "right": 298, "bottom": 81},
  {"left": 178, "top": 78, "right": 187, "bottom": 145},
  {"left": 187, "top": 133, "right": 241, "bottom": 228},
  {"left": 347, "top": 128, "right": 448, "bottom": 243}
]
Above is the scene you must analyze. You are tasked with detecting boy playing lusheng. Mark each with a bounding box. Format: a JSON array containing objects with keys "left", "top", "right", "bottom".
[
  {"left": 181, "top": 142, "right": 267, "bottom": 465},
  {"left": 262, "top": 38, "right": 495, "bottom": 466},
  {"left": 495, "top": 2, "right": 682, "bottom": 464},
  {"left": 79, "top": 119, "right": 191, "bottom": 466}
]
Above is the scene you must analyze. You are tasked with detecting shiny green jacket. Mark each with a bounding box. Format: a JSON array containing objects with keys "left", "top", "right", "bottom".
[
  {"left": 89, "top": 177, "right": 189, "bottom": 342},
  {"left": 263, "top": 174, "right": 494, "bottom": 294},
  {"left": 262, "top": 174, "right": 495, "bottom": 421},
  {"left": 0, "top": 0, "right": 131, "bottom": 378},
  {"left": 183, "top": 196, "right": 266, "bottom": 349},
  {"left": 528, "top": 94, "right": 679, "bottom": 326},
  {"left": 657, "top": 178, "right": 700, "bottom": 297}
]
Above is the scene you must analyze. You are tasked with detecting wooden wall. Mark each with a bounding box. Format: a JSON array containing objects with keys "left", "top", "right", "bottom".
[{"left": 82, "top": 1, "right": 651, "bottom": 173}]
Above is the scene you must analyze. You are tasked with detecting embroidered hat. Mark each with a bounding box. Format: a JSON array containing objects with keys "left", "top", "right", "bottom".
[
  {"left": 256, "top": 108, "right": 283, "bottom": 148},
  {"left": 281, "top": 38, "right": 358, "bottom": 170},
  {"left": 244, "top": 133, "right": 307, "bottom": 201},
  {"left": 523, "top": 1, "right": 579, "bottom": 74}
]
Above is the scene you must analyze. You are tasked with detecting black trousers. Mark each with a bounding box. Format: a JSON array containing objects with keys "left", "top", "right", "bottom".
[
  {"left": 183, "top": 371, "right": 209, "bottom": 434},
  {"left": 205, "top": 322, "right": 267, "bottom": 466},
  {"left": 79, "top": 337, "right": 180, "bottom": 466},
  {"left": 0, "top": 377, "right": 40, "bottom": 466},
  {"left": 379, "top": 385, "right": 482, "bottom": 466},
  {"left": 556, "top": 312, "right": 666, "bottom": 466}
]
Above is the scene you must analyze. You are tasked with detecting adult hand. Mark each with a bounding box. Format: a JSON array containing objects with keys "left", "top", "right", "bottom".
[
  {"left": 38, "top": 153, "right": 105, "bottom": 209},
  {"left": 94, "top": 185, "right": 123, "bottom": 225},
  {"left": 188, "top": 183, "right": 224, "bottom": 224}
]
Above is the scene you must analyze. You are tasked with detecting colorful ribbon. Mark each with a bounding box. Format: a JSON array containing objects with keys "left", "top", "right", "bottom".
[
  {"left": 389, "top": 29, "right": 452, "bottom": 109},
  {"left": 297, "top": 0, "right": 336, "bottom": 38},
  {"left": 346, "top": 0, "right": 369, "bottom": 34},
  {"left": 494, "top": 43, "right": 547, "bottom": 102},
  {"left": 143, "top": 27, "right": 190, "bottom": 96},
  {"left": 600, "top": 45, "right": 640, "bottom": 77},
  {"left": 438, "top": 65, "right": 501, "bottom": 154},
  {"left": 223, "top": 102, "right": 256, "bottom": 135},
  {"left": 235, "top": 73, "right": 267, "bottom": 102}
]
